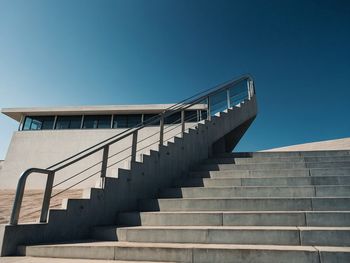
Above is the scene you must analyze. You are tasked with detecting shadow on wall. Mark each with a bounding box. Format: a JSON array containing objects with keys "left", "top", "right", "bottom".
[{"left": 0, "top": 160, "right": 3, "bottom": 174}]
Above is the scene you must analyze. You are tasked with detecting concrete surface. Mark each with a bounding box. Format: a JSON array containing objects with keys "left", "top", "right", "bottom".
[
  {"left": 0, "top": 190, "right": 82, "bottom": 225},
  {"left": 0, "top": 96, "right": 258, "bottom": 256},
  {"left": 0, "top": 257, "right": 174, "bottom": 263},
  {"left": 0, "top": 123, "right": 201, "bottom": 189},
  {"left": 261, "top": 137, "right": 350, "bottom": 152},
  {"left": 10, "top": 148, "right": 350, "bottom": 262},
  {"left": 18, "top": 242, "right": 350, "bottom": 263}
]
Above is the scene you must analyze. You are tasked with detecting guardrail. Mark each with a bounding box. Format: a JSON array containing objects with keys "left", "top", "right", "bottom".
[{"left": 9, "top": 74, "right": 255, "bottom": 225}]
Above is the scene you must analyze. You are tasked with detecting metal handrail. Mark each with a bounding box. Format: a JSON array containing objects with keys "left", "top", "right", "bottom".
[
  {"left": 45, "top": 73, "right": 254, "bottom": 171},
  {"left": 9, "top": 74, "right": 255, "bottom": 225},
  {"left": 10, "top": 168, "right": 55, "bottom": 225}
]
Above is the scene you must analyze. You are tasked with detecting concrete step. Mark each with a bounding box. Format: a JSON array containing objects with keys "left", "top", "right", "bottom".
[
  {"left": 221, "top": 150, "right": 350, "bottom": 158},
  {"left": 205, "top": 156, "right": 350, "bottom": 165},
  {"left": 0, "top": 257, "right": 174, "bottom": 263},
  {"left": 190, "top": 168, "right": 350, "bottom": 178},
  {"left": 139, "top": 197, "right": 350, "bottom": 212},
  {"left": 175, "top": 175, "right": 350, "bottom": 187},
  {"left": 107, "top": 226, "right": 350, "bottom": 247},
  {"left": 20, "top": 241, "right": 350, "bottom": 263},
  {"left": 159, "top": 186, "right": 350, "bottom": 198},
  {"left": 196, "top": 161, "right": 350, "bottom": 172},
  {"left": 116, "top": 211, "right": 350, "bottom": 227}
]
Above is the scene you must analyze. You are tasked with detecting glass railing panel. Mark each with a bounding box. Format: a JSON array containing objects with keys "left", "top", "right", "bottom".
[
  {"left": 229, "top": 79, "right": 249, "bottom": 107},
  {"left": 209, "top": 89, "right": 228, "bottom": 116}
]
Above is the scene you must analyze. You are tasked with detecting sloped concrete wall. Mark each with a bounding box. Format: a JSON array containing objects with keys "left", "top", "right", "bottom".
[
  {"left": 0, "top": 123, "right": 200, "bottom": 190},
  {"left": 0, "top": 96, "right": 257, "bottom": 256}
]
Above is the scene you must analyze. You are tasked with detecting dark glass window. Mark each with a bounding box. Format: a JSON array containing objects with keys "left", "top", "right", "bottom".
[
  {"left": 164, "top": 112, "right": 181, "bottom": 124},
  {"left": 184, "top": 110, "right": 198, "bottom": 123},
  {"left": 23, "top": 117, "right": 32, "bottom": 130},
  {"left": 143, "top": 114, "right": 160, "bottom": 126},
  {"left": 199, "top": 110, "right": 208, "bottom": 121},
  {"left": 55, "top": 116, "right": 82, "bottom": 129},
  {"left": 83, "top": 115, "right": 111, "bottom": 129},
  {"left": 22, "top": 116, "right": 55, "bottom": 130},
  {"left": 113, "top": 114, "right": 142, "bottom": 128}
]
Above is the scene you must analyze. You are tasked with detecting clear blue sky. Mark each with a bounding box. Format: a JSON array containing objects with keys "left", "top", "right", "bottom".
[{"left": 0, "top": 0, "right": 349, "bottom": 159}]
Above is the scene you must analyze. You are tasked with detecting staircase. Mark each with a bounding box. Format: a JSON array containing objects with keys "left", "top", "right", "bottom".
[{"left": 20, "top": 150, "right": 350, "bottom": 262}]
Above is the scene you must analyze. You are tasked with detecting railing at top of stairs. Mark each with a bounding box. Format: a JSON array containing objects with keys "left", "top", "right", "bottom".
[{"left": 9, "top": 74, "right": 256, "bottom": 225}]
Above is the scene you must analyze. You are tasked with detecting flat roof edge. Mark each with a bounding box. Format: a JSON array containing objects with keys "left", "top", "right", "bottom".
[{"left": 1, "top": 103, "right": 207, "bottom": 122}]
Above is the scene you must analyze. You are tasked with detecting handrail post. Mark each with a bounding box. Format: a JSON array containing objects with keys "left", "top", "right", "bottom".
[
  {"left": 10, "top": 176, "right": 27, "bottom": 225},
  {"left": 10, "top": 168, "right": 52, "bottom": 225},
  {"left": 159, "top": 114, "right": 164, "bottom": 145},
  {"left": 250, "top": 80, "right": 255, "bottom": 96},
  {"left": 207, "top": 96, "right": 211, "bottom": 121},
  {"left": 226, "top": 88, "right": 230, "bottom": 109},
  {"left": 247, "top": 80, "right": 252, "bottom": 100},
  {"left": 100, "top": 145, "right": 109, "bottom": 187},
  {"left": 40, "top": 171, "right": 55, "bottom": 223},
  {"left": 131, "top": 130, "right": 138, "bottom": 162},
  {"left": 181, "top": 110, "right": 185, "bottom": 137}
]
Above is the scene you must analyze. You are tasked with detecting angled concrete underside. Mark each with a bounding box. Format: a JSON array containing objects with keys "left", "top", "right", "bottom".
[{"left": 0, "top": 97, "right": 257, "bottom": 256}]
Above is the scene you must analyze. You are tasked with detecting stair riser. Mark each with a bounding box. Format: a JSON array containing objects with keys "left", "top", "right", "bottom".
[
  {"left": 198, "top": 162, "right": 350, "bottom": 171},
  {"left": 206, "top": 156, "right": 350, "bottom": 165},
  {"left": 242, "top": 176, "right": 350, "bottom": 187},
  {"left": 160, "top": 186, "right": 350, "bottom": 198},
  {"left": 23, "top": 245, "right": 339, "bottom": 263},
  {"left": 117, "top": 212, "right": 350, "bottom": 227},
  {"left": 140, "top": 198, "right": 350, "bottom": 212},
  {"left": 116, "top": 228, "right": 350, "bottom": 247},
  {"left": 191, "top": 168, "right": 350, "bottom": 178},
  {"left": 227, "top": 151, "right": 350, "bottom": 158},
  {"left": 178, "top": 176, "right": 350, "bottom": 187}
]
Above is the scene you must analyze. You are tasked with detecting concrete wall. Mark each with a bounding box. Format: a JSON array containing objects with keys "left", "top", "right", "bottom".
[
  {"left": 0, "top": 96, "right": 257, "bottom": 256},
  {"left": 0, "top": 160, "right": 3, "bottom": 176},
  {"left": 0, "top": 123, "right": 199, "bottom": 189}
]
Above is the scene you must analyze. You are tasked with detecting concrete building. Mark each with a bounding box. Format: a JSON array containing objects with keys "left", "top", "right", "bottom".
[
  {"left": 2, "top": 75, "right": 348, "bottom": 262},
  {"left": 1, "top": 104, "right": 207, "bottom": 189}
]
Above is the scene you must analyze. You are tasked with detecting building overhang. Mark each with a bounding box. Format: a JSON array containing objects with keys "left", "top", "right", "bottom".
[{"left": 1, "top": 104, "right": 207, "bottom": 122}]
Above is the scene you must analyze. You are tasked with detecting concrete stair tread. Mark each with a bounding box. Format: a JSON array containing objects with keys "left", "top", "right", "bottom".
[
  {"left": 219, "top": 150, "right": 350, "bottom": 157},
  {"left": 190, "top": 167, "right": 350, "bottom": 179},
  {"left": 23, "top": 241, "right": 350, "bottom": 252},
  {"left": 152, "top": 197, "right": 350, "bottom": 200},
  {"left": 121, "top": 210, "right": 350, "bottom": 214},
  {"left": 200, "top": 175, "right": 350, "bottom": 180},
  {"left": 0, "top": 257, "right": 175, "bottom": 263},
  {"left": 165, "top": 185, "right": 350, "bottom": 189},
  {"left": 116, "top": 226, "right": 350, "bottom": 231},
  {"left": 198, "top": 160, "right": 350, "bottom": 169},
  {"left": 205, "top": 160, "right": 350, "bottom": 166},
  {"left": 206, "top": 156, "right": 350, "bottom": 164}
]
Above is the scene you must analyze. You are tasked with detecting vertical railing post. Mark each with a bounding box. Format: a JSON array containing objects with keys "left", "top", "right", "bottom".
[
  {"left": 159, "top": 114, "right": 164, "bottom": 145},
  {"left": 10, "top": 179, "right": 26, "bottom": 225},
  {"left": 100, "top": 145, "right": 109, "bottom": 187},
  {"left": 247, "top": 80, "right": 251, "bottom": 100},
  {"left": 40, "top": 171, "right": 55, "bottom": 223},
  {"left": 18, "top": 115, "right": 24, "bottom": 131},
  {"left": 131, "top": 130, "right": 138, "bottom": 162},
  {"left": 207, "top": 96, "right": 211, "bottom": 121},
  {"left": 226, "top": 88, "right": 230, "bottom": 109},
  {"left": 250, "top": 80, "right": 255, "bottom": 97},
  {"left": 181, "top": 110, "right": 185, "bottom": 137}
]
